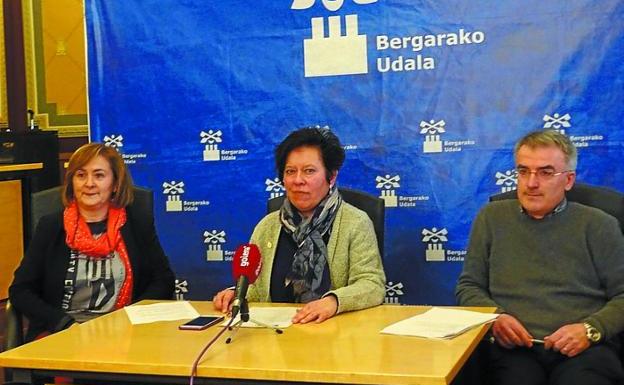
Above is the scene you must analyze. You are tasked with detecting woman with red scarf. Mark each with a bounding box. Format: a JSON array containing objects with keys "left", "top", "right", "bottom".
[{"left": 9, "top": 143, "right": 175, "bottom": 341}]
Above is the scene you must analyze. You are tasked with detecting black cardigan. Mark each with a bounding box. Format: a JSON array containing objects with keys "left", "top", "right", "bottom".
[{"left": 9, "top": 204, "right": 175, "bottom": 341}]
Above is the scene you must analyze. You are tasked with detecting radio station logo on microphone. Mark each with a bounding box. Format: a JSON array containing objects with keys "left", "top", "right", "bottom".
[
  {"left": 199, "top": 129, "right": 249, "bottom": 162},
  {"left": 542, "top": 112, "right": 604, "bottom": 148},
  {"left": 103, "top": 134, "right": 147, "bottom": 164},
  {"left": 494, "top": 169, "right": 517, "bottom": 193},
  {"left": 162, "top": 180, "right": 210, "bottom": 212},
  {"left": 419, "top": 119, "right": 475, "bottom": 154},
  {"left": 375, "top": 173, "right": 429, "bottom": 208},
  {"left": 239, "top": 245, "right": 251, "bottom": 266},
  {"left": 385, "top": 281, "right": 404, "bottom": 304},
  {"left": 291, "top": 0, "right": 486, "bottom": 78},
  {"left": 265, "top": 177, "right": 285, "bottom": 200},
  {"left": 175, "top": 278, "right": 189, "bottom": 300},
  {"left": 422, "top": 227, "right": 466, "bottom": 262}
]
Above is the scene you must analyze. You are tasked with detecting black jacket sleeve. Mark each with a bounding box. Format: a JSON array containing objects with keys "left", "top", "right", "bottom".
[{"left": 9, "top": 213, "right": 74, "bottom": 336}]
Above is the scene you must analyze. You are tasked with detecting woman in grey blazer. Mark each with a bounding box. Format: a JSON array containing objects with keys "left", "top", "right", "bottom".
[{"left": 214, "top": 127, "right": 385, "bottom": 323}]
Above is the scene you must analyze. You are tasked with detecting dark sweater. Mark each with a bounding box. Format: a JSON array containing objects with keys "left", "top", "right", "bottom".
[{"left": 456, "top": 200, "right": 624, "bottom": 340}]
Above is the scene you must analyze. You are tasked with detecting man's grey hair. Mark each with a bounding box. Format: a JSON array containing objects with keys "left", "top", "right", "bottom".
[{"left": 514, "top": 130, "right": 578, "bottom": 171}]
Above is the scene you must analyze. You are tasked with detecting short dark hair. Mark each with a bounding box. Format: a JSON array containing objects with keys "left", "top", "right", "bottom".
[
  {"left": 275, "top": 127, "right": 345, "bottom": 182},
  {"left": 63, "top": 143, "right": 134, "bottom": 207}
]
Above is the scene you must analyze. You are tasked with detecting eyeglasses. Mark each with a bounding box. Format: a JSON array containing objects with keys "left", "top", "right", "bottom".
[{"left": 515, "top": 167, "right": 573, "bottom": 180}]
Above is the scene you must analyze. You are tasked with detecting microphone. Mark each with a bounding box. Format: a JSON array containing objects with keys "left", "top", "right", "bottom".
[{"left": 231, "top": 243, "right": 262, "bottom": 318}]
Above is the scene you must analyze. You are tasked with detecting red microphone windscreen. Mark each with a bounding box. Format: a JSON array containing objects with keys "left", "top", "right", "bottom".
[{"left": 232, "top": 244, "right": 262, "bottom": 284}]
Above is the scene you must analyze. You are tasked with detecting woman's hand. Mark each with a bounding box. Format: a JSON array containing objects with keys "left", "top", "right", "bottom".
[
  {"left": 292, "top": 295, "right": 338, "bottom": 324},
  {"left": 213, "top": 289, "right": 235, "bottom": 313}
]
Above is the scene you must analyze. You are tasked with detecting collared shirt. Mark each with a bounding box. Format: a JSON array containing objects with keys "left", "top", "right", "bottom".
[{"left": 520, "top": 197, "right": 568, "bottom": 219}]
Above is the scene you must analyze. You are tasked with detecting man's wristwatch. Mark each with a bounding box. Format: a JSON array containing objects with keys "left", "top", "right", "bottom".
[{"left": 583, "top": 322, "right": 601, "bottom": 344}]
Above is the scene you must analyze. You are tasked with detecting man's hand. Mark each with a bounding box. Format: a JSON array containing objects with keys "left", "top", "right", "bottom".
[
  {"left": 491, "top": 313, "right": 534, "bottom": 348},
  {"left": 292, "top": 296, "right": 338, "bottom": 324},
  {"left": 544, "top": 323, "right": 590, "bottom": 357},
  {"left": 212, "top": 289, "right": 235, "bottom": 314}
]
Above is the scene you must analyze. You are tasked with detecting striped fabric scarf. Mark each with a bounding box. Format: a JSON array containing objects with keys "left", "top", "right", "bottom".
[{"left": 280, "top": 186, "right": 342, "bottom": 303}]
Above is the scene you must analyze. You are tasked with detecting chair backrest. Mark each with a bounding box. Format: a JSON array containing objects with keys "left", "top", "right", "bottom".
[
  {"left": 30, "top": 185, "right": 154, "bottom": 234},
  {"left": 489, "top": 182, "right": 624, "bottom": 233},
  {"left": 267, "top": 187, "right": 385, "bottom": 258}
]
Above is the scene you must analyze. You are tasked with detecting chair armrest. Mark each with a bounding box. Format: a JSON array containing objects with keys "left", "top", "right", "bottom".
[{"left": 5, "top": 300, "right": 24, "bottom": 350}]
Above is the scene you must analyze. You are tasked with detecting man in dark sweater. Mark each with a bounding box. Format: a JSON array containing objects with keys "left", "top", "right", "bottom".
[{"left": 456, "top": 130, "right": 624, "bottom": 385}]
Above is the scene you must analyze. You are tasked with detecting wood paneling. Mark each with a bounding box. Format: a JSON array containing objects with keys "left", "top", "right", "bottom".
[{"left": 0, "top": 180, "right": 23, "bottom": 300}]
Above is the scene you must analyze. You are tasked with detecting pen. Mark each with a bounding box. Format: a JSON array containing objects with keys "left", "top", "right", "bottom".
[{"left": 488, "top": 336, "right": 545, "bottom": 345}]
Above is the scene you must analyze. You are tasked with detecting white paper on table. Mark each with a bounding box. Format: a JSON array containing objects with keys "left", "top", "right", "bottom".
[
  {"left": 381, "top": 307, "right": 498, "bottom": 339},
  {"left": 125, "top": 301, "right": 200, "bottom": 325},
  {"left": 222, "top": 307, "right": 299, "bottom": 328}
]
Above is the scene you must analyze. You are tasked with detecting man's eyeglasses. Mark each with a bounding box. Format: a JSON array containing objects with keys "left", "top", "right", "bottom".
[{"left": 515, "top": 167, "right": 573, "bottom": 180}]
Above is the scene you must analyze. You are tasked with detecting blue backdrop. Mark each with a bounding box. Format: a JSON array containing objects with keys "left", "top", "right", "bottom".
[{"left": 85, "top": 0, "right": 624, "bottom": 305}]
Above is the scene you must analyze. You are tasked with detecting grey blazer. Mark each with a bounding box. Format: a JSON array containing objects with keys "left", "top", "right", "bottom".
[{"left": 247, "top": 202, "right": 386, "bottom": 313}]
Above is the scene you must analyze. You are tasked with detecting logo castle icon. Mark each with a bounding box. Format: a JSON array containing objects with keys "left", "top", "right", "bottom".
[
  {"left": 175, "top": 279, "right": 189, "bottom": 300},
  {"left": 304, "top": 15, "right": 367, "bottom": 77},
  {"left": 375, "top": 174, "right": 400, "bottom": 208},
  {"left": 419, "top": 120, "right": 445, "bottom": 153},
  {"left": 265, "top": 178, "right": 285, "bottom": 200},
  {"left": 385, "top": 281, "right": 404, "bottom": 304},
  {"left": 162, "top": 181, "right": 185, "bottom": 212},
  {"left": 422, "top": 227, "right": 448, "bottom": 262},
  {"left": 204, "top": 230, "right": 226, "bottom": 261},
  {"left": 200, "top": 130, "right": 223, "bottom": 161},
  {"left": 495, "top": 170, "right": 518, "bottom": 193},
  {"left": 103, "top": 134, "right": 124, "bottom": 149},
  {"left": 292, "top": 0, "right": 377, "bottom": 77},
  {"left": 543, "top": 113, "right": 571, "bottom": 134}
]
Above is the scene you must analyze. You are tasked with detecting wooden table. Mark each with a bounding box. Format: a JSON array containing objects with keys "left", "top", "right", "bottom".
[{"left": 0, "top": 302, "right": 494, "bottom": 385}]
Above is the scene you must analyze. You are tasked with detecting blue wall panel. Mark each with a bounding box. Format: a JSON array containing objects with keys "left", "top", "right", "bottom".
[{"left": 85, "top": 0, "right": 624, "bottom": 305}]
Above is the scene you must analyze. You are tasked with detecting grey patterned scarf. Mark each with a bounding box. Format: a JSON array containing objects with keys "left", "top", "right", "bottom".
[{"left": 280, "top": 186, "right": 342, "bottom": 303}]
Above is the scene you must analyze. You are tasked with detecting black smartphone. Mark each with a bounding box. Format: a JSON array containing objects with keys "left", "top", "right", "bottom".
[{"left": 178, "top": 316, "right": 224, "bottom": 330}]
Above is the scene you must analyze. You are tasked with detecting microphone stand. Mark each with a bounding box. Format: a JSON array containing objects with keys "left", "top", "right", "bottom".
[{"left": 225, "top": 299, "right": 283, "bottom": 344}]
